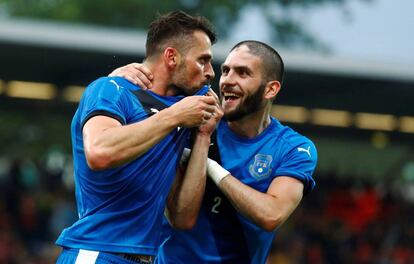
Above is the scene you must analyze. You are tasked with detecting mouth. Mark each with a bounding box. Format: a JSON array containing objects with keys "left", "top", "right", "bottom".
[{"left": 223, "top": 92, "right": 241, "bottom": 102}]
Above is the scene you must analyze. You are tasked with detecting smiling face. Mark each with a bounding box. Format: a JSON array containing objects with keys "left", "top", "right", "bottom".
[
  {"left": 219, "top": 45, "right": 267, "bottom": 121},
  {"left": 171, "top": 30, "right": 215, "bottom": 95}
]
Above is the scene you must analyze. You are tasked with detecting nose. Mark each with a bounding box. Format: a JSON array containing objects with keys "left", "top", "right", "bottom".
[
  {"left": 219, "top": 71, "right": 236, "bottom": 88},
  {"left": 205, "top": 63, "right": 215, "bottom": 81}
]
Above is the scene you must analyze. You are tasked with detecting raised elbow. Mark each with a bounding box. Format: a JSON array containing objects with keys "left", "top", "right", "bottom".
[
  {"left": 170, "top": 216, "right": 197, "bottom": 230},
  {"left": 259, "top": 214, "right": 284, "bottom": 232},
  {"left": 261, "top": 221, "right": 279, "bottom": 232},
  {"left": 85, "top": 147, "right": 113, "bottom": 171}
]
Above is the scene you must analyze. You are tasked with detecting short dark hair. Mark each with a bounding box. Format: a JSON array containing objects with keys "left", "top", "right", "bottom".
[
  {"left": 231, "top": 40, "right": 284, "bottom": 84},
  {"left": 145, "top": 10, "right": 217, "bottom": 58}
]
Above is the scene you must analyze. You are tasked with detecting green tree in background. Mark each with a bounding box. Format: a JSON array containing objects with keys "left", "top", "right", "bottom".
[{"left": 0, "top": 0, "right": 372, "bottom": 48}]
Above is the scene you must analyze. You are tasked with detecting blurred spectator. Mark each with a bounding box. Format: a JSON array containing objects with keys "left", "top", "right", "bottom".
[
  {"left": 0, "top": 153, "right": 413, "bottom": 263},
  {"left": 268, "top": 177, "right": 414, "bottom": 264},
  {"left": 0, "top": 153, "right": 76, "bottom": 263}
]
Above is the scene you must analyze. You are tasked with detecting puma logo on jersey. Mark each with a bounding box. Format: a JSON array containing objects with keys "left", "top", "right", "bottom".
[
  {"left": 110, "top": 79, "right": 123, "bottom": 91},
  {"left": 150, "top": 108, "right": 159, "bottom": 114},
  {"left": 297, "top": 146, "right": 311, "bottom": 157}
]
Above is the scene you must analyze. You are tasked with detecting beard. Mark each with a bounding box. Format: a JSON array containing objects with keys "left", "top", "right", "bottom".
[
  {"left": 224, "top": 83, "right": 266, "bottom": 121},
  {"left": 170, "top": 62, "right": 203, "bottom": 96},
  {"left": 169, "top": 63, "right": 191, "bottom": 95}
]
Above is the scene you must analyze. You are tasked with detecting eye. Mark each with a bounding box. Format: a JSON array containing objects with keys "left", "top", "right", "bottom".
[
  {"left": 198, "top": 57, "right": 211, "bottom": 66},
  {"left": 237, "top": 69, "right": 247, "bottom": 77},
  {"left": 221, "top": 66, "right": 229, "bottom": 75}
]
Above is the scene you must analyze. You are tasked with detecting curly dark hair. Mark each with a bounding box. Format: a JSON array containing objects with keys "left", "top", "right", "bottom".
[{"left": 145, "top": 10, "right": 217, "bottom": 59}]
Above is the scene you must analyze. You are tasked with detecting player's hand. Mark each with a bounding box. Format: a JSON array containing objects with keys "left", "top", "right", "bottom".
[
  {"left": 197, "top": 89, "right": 223, "bottom": 136},
  {"left": 109, "top": 63, "right": 153, "bottom": 89},
  {"left": 169, "top": 95, "right": 217, "bottom": 128}
]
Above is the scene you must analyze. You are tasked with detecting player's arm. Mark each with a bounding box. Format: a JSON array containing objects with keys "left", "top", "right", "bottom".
[
  {"left": 202, "top": 159, "right": 303, "bottom": 232},
  {"left": 165, "top": 90, "right": 223, "bottom": 229},
  {"left": 219, "top": 174, "right": 303, "bottom": 232},
  {"left": 204, "top": 140, "right": 316, "bottom": 231},
  {"left": 83, "top": 94, "right": 217, "bottom": 170},
  {"left": 165, "top": 134, "right": 210, "bottom": 230}
]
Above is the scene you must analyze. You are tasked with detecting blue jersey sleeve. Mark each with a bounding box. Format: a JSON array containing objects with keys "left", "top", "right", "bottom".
[
  {"left": 274, "top": 140, "right": 317, "bottom": 195},
  {"left": 79, "top": 77, "right": 136, "bottom": 127}
]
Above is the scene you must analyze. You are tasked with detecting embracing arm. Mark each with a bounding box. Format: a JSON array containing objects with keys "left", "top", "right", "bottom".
[
  {"left": 218, "top": 175, "right": 303, "bottom": 232},
  {"left": 169, "top": 153, "right": 304, "bottom": 231}
]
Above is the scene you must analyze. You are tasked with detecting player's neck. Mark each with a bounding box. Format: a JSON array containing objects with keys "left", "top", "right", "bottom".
[
  {"left": 228, "top": 107, "right": 271, "bottom": 138},
  {"left": 143, "top": 60, "right": 173, "bottom": 96}
]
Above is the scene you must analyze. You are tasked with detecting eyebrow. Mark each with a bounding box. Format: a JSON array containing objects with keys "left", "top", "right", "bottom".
[{"left": 221, "top": 64, "right": 252, "bottom": 74}]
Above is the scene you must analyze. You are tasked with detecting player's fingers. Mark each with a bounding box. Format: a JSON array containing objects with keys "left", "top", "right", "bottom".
[
  {"left": 113, "top": 71, "right": 138, "bottom": 85},
  {"left": 200, "top": 95, "right": 216, "bottom": 106},
  {"left": 131, "top": 63, "right": 153, "bottom": 80},
  {"left": 201, "top": 119, "right": 208, "bottom": 125},
  {"left": 109, "top": 67, "right": 137, "bottom": 84},
  {"left": 204, "top": 110, "right": 214, "bottom": 120},
  {"left": 215, "top": 101, "right": 222, "bottom": 110},
  {"left": 116, "top": 68, "right": 149, "bottom": 89},
  {"left": 201, "top": 112, "right": 211, "bottom": 125},
  {"left": 135, "top": 71, "right": 153, "bottom": 90},
  {"left": 134, "top": 77, "right": 149, "bottom": 90},
  {"left": 204, "top": 104, "right": 216, "bottom": 114},
  {"left": 108, "top": 68, "right": 121, "bottom": 77},
  {"left": 207, "top": 88, "right": 220, "bottom": 103},
  {"left": 215, "top": 105, "right": 224, "bottom": 119}
]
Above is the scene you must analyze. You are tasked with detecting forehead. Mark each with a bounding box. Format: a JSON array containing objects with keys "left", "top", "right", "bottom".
[
  {"left": 186, "top": 30, "right": 213, "bottom": 57},
  {"left": 223, "top": 45, "right": 262, "bottom": 69}
]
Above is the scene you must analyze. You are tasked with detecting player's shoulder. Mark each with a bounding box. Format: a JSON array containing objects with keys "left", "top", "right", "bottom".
[
  {"left": 81, "top": 77, "right": 142, "bottom": 103},
  {"left": 89, "top": 76, "right": 138, "bottom": 90},
  {"left": 271, "top": 118, "right": 316, "bottom": 152},
  {"left": 271, "top": 118, "right": 309, "bottom": 142}
]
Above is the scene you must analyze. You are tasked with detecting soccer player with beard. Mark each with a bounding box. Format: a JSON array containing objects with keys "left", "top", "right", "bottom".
[
  {"left": 111, "top": 40, "right": 317, "bottom": 264},
  {"left": 55, "top": 11, "right": 222, "bottom": 264}
]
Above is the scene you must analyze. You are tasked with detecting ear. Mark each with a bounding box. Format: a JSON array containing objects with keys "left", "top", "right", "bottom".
[
  {"left": 163, "top": 47, "right": 180, "bottom": 68},
  {"left": 264, "top": 80, "right": 281, "bottom": 100}
]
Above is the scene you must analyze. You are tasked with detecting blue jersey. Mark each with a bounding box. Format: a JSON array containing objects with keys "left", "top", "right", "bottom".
[
  {"left": 56, "top": 77, "right": 208, "bottom": 256},
  {"left": 156, "top": 117, "right": 317, "bottom": 264}
]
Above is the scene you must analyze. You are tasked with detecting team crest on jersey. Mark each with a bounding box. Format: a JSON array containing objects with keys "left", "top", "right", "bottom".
[{"left": 249, "top": 154, "right": 273, "bottom": 180}]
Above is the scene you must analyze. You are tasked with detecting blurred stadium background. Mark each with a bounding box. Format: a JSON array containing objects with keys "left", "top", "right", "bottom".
[{"left": 0, "top": 0, "right": 413, "bottom": 263}]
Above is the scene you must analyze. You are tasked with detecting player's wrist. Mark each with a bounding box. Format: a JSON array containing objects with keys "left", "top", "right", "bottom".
[
  {"left": 207, "top": 159, "right": 230, "bottom": 185},
  {"left": 196, "top": 127, "right": 215, "bottom": 137},
  {"left": 193, "top": 132, "right": 212, "bottom": 145},
  {"left": 157, "top": 108, "right": 182, "bottom": 129}
]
